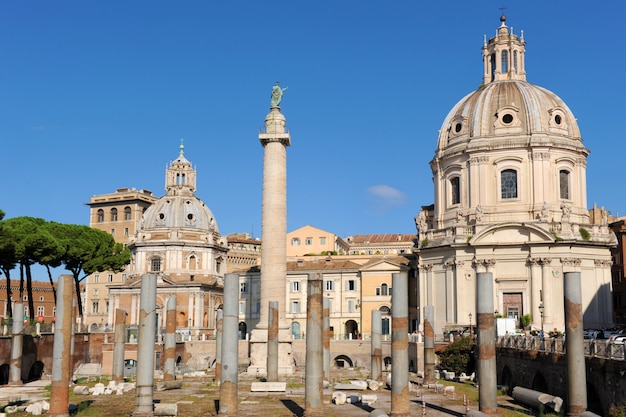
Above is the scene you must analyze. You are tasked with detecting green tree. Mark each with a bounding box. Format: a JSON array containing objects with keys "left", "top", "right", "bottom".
[
  {"left": 49, "top": 223, "right": 130, "bottom": 321},
  {"left": 436, "top": 336, "right": 475, "bottom": 375},
  {"left": 0, "top": 210, "right": 17, "bottom": 317},
  {"left": 1, "top": 217, "right": 62, "bottom": 320}
]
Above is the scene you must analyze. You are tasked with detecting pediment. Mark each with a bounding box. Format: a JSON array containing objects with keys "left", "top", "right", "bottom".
[
  {"left": 127, "top": 274, "right": 177, "bottom": 287},
  {"left": 360, "top": 259, "right": 408, "bottom": 272},
  {"left": 470, "top": 223, "right": 555, "bottom": 245}
]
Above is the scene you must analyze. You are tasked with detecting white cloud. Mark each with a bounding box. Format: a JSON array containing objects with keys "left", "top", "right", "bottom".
[{"left": 367, "top": 185, "right": 407, "bottom": 209}]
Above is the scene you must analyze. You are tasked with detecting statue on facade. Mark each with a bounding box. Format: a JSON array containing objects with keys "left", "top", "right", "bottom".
[
  {"left": 475, "top": 205, "right": 483, "bottom": 223},
  {"left": 540, "top": 202, "right": 550, "bottom": 221},
  {"left": 270, "top": 82, "right": 288, "bottom": 107},
  {"left": 602, "top": 207, "right": 608, "bottom": 226},
  {"left": 456, "top": 208, "right": 464, "bottom": 223},
  {"left": 560, "top": 202, "right": 571, "bottom": 222},
  {"left": 415, "top": 211, "right": 428, "bottom": 234}
]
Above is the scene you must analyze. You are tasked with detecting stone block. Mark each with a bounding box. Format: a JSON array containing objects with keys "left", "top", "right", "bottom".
[{"left": 250, "top": 382, "right": 286, "bottom": 392}]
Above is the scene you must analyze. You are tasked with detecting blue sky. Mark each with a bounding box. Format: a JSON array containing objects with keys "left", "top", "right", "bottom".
[{"left": 1, "top": 1, "right": 625, "bottom": 240}]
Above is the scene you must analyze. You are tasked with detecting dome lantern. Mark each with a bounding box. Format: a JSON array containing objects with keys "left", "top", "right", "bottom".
[{"left": 482, "top": 15, "right": 526, "bottom": 84}]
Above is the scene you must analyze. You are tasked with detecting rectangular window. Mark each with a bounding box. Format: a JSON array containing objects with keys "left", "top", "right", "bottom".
[
  {"left": 108, "top": 274, "right": 113, "bottom": 282},
  {"left": 450, "top": 177, "right": 460, "bottom": 205},
  {"left": 291, "top": 238, "right": 301, "bottom": 246},
  {"left": 124, "top": 228, "right": 129, "bottom": 237},
  {"left": 348, "top": 299, "right": 355, "bottom": 313},
  {"left": 291, "top": 281, "right": 300, "bottom": 293},
  {"left": 105, "top": 301, "right": 109, "bottom": 313},
  {"left": 501, "top": 169, "right": 518, "bottom": 199},
  {"left": 346, "top": 280, "right": 356, "bottom": 291},
  {"left": 111, "top": 229, "right": 115, "bottom": 236},
  {"left": 325, "top": 280, "right": 334, "bottom": 291},
  {"left": 327, "top": 298, "right": 333, "bottom": 314},
  {"left": 239, "top": 301, "right": 246, "bottom": 315},
  {"left": 92, "top": 302, "right": 99, "bottom": 314},
  {"left": 122, "top": 273, "right": 127, "bottom": 282},
  {"left": 305, "top": 237, "right": 313, "bottom": 245},
  {"left": 240, "top": 282, "right": 248, "bottom": 293},
  {"left": 37, "top": 306, "right": 44, "bottom": 317},
  {"left": 559, "top": 170, "right": 570, "bottom": 199},
  {"left": 94, "top": 289, "right": 99, "bottom": 296},
  {"left": 319, "top": 237, "right": 326, "bottom": 245},
  {"left": 290, "top": 301, "right": 301, "bottom": 314},
  {"left": 94, "top": 274, "right": 100, "bottom": 283}
]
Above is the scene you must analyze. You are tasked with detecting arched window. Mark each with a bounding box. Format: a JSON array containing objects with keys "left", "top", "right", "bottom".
[
  {"left": 450, "top": 177, "right": 460, "bottom": 205},
  {"left": 97, "top": 209, "right": 104, "bottom": 223},
  {"left": 490, "top": 54, "right": 496, "bottom": 81},
  {"left": 111, "top": 208, "right": 118, "bottom": 221},
  {"left": 150, "top": 257, "right": 161, "bottom": 272},
  {"left": 501, "top": 50, "right": 509, "bottom": 74},
  {"left": 513, "top": 51, "right": 518, "bottom": 72},
  {"left": 124, "top": 206, "right": 131, "bottom": 221},
  {"left": 189, "top": 255, "right": 197, "bottom": 270},
  {"left": 501, "top": 169, "right": 518, "bottom": 199},
  {"left": 291, "top": 322, "right": 301, "bottom": 339},
  {"left": 379, "top": 283, "right": 389, "bottom": 296},
  {"left": 559, "top": 170, "right": 570, "bottom": 199}
]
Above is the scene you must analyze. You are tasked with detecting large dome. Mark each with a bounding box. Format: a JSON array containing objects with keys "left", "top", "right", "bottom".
[
  {"left": 141, "top": 195, "right": 218, "bottom": 232},
  {"left": 436, "top": 80, "right": 583, "bottom": 155},
  {"left": 139, "top": 144, "right": 219, "bottom": 234}
]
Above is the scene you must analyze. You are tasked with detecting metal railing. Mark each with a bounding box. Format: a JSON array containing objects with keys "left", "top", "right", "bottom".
[{"left": 496, "top": 335, "right": 625, "bottom": 360}]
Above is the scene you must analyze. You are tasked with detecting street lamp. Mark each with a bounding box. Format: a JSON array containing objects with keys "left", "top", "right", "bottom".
[
  {"left": 469, "top": 312, "right": 472, "bottom": 336},
  {"left": 538, "top": 303, "right": 545, "bottom": 338}
]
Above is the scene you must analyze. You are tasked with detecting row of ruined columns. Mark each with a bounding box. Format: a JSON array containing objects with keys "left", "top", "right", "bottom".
[{"left": 24, "top": 269, "right": 590, "bottom": 416}]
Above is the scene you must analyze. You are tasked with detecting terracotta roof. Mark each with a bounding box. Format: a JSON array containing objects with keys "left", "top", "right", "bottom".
[
  {"left": 287, "top": 258, "right": 362, "bottom": 271},
  {"left": 346, "top": 234, "right": 416, "bottom": 244}
]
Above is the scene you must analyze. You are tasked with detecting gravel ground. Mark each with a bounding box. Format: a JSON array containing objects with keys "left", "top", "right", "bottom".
[{"left": 0, "top": 368, "right": 531, "bottom": 416}]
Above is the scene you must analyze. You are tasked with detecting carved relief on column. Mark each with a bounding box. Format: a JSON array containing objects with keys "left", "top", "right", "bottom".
[
  {"left": 472, "top": 258, "right": 495, "bottom": 273},
  {"left": 561, "top": 258, "right": 581, "bottom": 266},
  {"left": 468, "top": 155, "right": 489, "bottom": 165},
  {"left": 532, "top": 152, "right": 550, "bottom": 161},
  {"left": 594, "top": 259, "right": 612, "bottom": 268},
  {"left": 561, "top": 257, "right": 581, "bottom": 272},
  {"left": 527, "top": 257, "right": 540, "bottom": 267}
]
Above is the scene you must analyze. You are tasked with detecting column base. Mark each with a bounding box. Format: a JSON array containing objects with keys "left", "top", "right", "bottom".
[{"left": 247, "top": 327, "right": 294, "bottom": 376}]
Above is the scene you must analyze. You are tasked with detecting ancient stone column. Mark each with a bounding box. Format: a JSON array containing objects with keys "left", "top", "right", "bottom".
[
  {"left": 219, "top": 273, "right": 239, "bottom": 415},
  {"left": 249, "top": 97, "right": 293, "bottom": 376},
  {"left": 323, "top": 297, "right": 330, "bottom": 382},
  {"left": 112, "top": 309, "right": 126, "bottom": 383},
  {"left": 215, "top": 308, "right": 223, "bottom": 383},
  {"left": 49, "top": 275, "right": 73, "bottom": 417},
  {"left": 476, "top": 272, "right": 497, "bottom": 415},
  {"left": 371, "top": 309, "right": 382, "bottom": 382},
  {"left": 423, "top": 305, "right": 435, "bottom": 384},
  {"left": 163, "top": 296, "right": 177, "bottom": 381},
  {"left": 267, "top": 301, "right": 279, "bottom": 382},
  {"left": 391, "top": 272, "right": 409, "bottom": 417},
  {"left": 304, "top": 273, "right": 323, "bottom": 417},
  {"left": 134, "top": 273, "right": 157, "bottom": 417},
  {"left": 9, "top": 302, "right": 24, "bottom": 386},
  {"left": 564, "top": 272, "right": 586, "bottom": 416}
]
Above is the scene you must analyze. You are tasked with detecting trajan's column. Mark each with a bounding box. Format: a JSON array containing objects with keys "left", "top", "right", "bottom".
[{"left": 248, "top": 83, "right": 294, "bottom": 376}]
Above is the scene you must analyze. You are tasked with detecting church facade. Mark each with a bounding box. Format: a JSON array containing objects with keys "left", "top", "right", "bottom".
[
  {"left": 92, "top": 145, "right": 228, "bottom": 336},
  {"left": 415, "top": 17, "right": 616, "bottom": 335}
]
